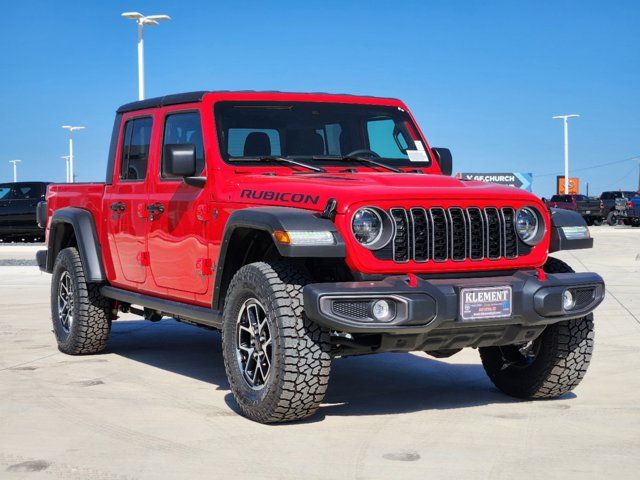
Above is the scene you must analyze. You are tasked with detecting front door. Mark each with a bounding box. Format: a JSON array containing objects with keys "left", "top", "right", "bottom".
[
  {"left": 104, "top": 115, "right": 154, "bottom": 285},
  {"left": 146, "top": 110, "right": 210, "bottom": 296}
]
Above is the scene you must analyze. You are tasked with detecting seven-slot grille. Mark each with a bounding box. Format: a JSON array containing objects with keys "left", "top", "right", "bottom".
[{"left": 387, "top": 207, "right": 519, "bottom": 263}]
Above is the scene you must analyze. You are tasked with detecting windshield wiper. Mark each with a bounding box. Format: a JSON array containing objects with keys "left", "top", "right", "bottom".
[
  {"left": 312, "top": 155, "right": 402, "bottom": 173},
  {"left": 229, "top": 156, "right": 325, "bottom": 173}
]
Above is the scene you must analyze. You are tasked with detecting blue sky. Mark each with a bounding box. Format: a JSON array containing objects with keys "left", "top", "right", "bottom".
[{"left": 0, "top": 0, "right": 638, "bottom": 197}]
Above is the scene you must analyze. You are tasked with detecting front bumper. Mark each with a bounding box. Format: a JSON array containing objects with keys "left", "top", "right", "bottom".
[{"left": 303, "top": 270, "right": 604, "bottom": 335}]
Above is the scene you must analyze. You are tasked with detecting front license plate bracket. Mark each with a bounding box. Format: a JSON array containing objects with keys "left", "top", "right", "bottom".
[{"left": 460, "top": 286, "right": 512, "bottom": 321}]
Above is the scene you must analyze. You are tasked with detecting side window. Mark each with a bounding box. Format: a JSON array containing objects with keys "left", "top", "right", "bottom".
[
  {"left": 366, "top": 118, "right": 410, "bottom": 158},
  {"left": 120, "top": 117, "right": 153, "bottom": 181},
  {"left": 227, "top": 128, "right": 281, "bottom": 157},
  {"left": 12, "top": 183, "right": 42, "bottom": 200},
  {"left": 162, "top": 112, "right": 205, "bottom": 179},
  {"left": 0, "top": 185, "right": 12, "bottom": 200}
]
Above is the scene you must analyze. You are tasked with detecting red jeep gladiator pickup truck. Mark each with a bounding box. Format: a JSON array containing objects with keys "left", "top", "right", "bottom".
[{"left": 36, "top": 91, "right": 604, "bottom": 423}]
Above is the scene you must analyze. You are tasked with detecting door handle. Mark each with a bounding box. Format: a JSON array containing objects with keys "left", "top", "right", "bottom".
[
  {"left": 110, "top": 202, "right": 126, "bottom": 212},
  {"left": 146, "top": 203, "right": 164, "bottom": 214}
]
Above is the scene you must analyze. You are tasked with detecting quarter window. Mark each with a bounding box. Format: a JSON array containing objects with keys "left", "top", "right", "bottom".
[
  {"left": 162, "top": 112, "right": 205, "bottom": 178},
  {"left": 120, "top": 117, "right": 153, "bottom": 181}
]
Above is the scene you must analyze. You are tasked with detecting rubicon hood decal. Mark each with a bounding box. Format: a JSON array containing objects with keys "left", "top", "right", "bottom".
[{"left": 240, "top": 189, "right": 320, "bottom": 206}]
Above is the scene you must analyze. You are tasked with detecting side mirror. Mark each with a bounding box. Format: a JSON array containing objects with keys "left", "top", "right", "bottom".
[
  {"left": 432, "top": 147, "right": 453, "bottom": 176},
  {"left": 164, "top": 144, "right": 197, "bottom": 177}
]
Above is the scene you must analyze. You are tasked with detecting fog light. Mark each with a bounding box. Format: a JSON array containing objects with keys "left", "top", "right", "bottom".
[
  {"left": 371, "top": 299, "right": 395, "bottom": 322},
  {"left": 562, "top": 289, "right": 576, "bottom": 310}
]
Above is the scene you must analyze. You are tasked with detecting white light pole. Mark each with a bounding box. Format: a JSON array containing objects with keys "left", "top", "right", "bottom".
[
  {"left": 9, "top": 160, "right": 21, "bottom": 182},
  {"left": 121, "top": 12, "right": 171, "bottom": 100},
  {"left": 61, "top": 155, "right": 71, "bottom": 183},
  {"left": 62, "top": 126, "right": 85, "bottom": 183},
  {"left": 552, "top": 114, "right": 580, "bottom": 193}
]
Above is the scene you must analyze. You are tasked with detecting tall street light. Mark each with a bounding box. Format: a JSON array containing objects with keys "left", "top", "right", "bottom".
[
  {"left": 62, "top": 126, "right": 85, "bottom": 183},
  {"left": 61, "top": 155, "right": 71, "bottom": 183},
  {"left": 9, "top": 160, "right": 21, "bottom": 182},
  {"left": 121, "top": 11, "right": 171, "bottom": 100},
  {"left": 552, "top": 114, "right": 580, "bottom": 193}
]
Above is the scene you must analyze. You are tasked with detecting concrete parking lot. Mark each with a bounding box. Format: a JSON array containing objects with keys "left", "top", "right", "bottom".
[{"left": 1, "top": 226, "right": 639, "bottom": 480}]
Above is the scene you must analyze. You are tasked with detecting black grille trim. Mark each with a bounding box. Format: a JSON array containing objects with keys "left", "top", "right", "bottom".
[{"left": 379, "top": 206, "right": 520, "bottom": 263}]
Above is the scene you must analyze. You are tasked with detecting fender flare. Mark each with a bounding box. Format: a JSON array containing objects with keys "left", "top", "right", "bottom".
[
  {"left": 548, "top": 208, "right": 594, "bottom": 253},
  {"left": 46, "top": 207, "right": 106, "bottom": 282},
  {"left": 213, "top": 207, "right": 346, "bottom": 310}
]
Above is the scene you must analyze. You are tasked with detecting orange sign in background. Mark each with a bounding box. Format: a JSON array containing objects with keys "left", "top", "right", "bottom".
[{"left": 557, "top": 176, "right": 580, "bottom": 194}]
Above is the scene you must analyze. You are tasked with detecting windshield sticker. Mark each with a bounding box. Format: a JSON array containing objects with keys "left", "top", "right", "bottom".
[
  {"left": 406, "top": 141, "right": 429, "bottom": 162},
  {"left": 407, "top": 149, "right": 428, "bottom": 162}
]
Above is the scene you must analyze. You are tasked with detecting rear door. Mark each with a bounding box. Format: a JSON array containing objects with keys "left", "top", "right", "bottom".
[
  {"left": 104, "top": 115, "right": 155, "bottom": 285},
  {"left": 146, "top": 109, "right": 211, "bottom": 297}
]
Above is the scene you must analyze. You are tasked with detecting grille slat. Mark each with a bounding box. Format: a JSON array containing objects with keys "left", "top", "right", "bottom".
[
  {"left": 410, "top": 208, "right": 429, "bottom": 262},
  {"left": 390, "top": 208, "right": 410, "bottom": 262},
  {"left": 384, "top": 206, "right": 519, "bottom": 263},
  {"left": 501, "top": 207, "right": 518, "bottom": 259},
  {"left": 430, "top": 208, "right": 449, "bottom": 262}
]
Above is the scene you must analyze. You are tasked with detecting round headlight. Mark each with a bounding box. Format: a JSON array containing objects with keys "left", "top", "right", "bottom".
[
  {"left": 352, "top": 208, "right": 383, "bottom": 246},
  {"left": 516, "top": 207, "right": 542, "bottom": 245}
]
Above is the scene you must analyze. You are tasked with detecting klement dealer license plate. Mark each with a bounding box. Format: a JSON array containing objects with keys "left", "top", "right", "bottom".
[{"left": 460, "top": 286, "right": 512, "bottom": 321}]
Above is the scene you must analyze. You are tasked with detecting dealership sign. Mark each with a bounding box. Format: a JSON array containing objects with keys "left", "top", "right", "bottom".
[{"left": 457, "top": 172, "right": 533, "bottom": 191}]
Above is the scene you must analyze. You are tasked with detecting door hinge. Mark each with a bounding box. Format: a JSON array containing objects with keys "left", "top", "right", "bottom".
[
  {"left": 196, "top": 258, "right": 213, "bottom": 275},
  {"left": 137, "top": 251, "right": 150, "bottom": 266},
  {"left": 196, "top": 203, "right": 213, "bottom": 222}
]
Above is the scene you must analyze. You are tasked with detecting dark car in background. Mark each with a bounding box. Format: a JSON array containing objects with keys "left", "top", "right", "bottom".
[
  {"left": 548, "top": 194, "right": 604, "bottom": 225},
  {"left": 0, "top": 182, "right": 49, "bottom": 242},
  {"left": 600, "top": 190, "right": 636, "bottom": 217}
]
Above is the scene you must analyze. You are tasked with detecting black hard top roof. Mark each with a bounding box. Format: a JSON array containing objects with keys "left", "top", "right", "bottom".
[{"left": 115, "top": 90, "right": 398, "bottom": 114}]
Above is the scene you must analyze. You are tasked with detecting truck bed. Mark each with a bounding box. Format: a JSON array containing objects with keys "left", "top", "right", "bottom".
[{"left": 45, "top": 183, "right": 106, "bottom": 238}]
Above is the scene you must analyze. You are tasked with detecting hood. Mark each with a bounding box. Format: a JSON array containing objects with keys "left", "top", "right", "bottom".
[{"left": 223, "top": 171, "right": 541, "bottom": 213}]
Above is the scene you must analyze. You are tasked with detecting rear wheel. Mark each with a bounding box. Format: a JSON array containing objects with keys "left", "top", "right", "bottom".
[
  {"left": 221, "top": 261, "right": 331, "bottom": 423},
  {"left": 607, "top": 211, "right": 618, "bottom": 226},
  {"left": 592, "top": 217, "right": 603, "bottom": 226},
  {"left": 479, "top": 257, "right": 594, "bottom": 399},
  {"left": 51, "top": 247, "right": 113, "bottom": 354}
]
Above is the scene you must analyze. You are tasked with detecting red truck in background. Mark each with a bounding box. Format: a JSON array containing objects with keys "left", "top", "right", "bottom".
[
  {"left": 36, "top": 91, "right": 604, "bottom": 423},
  {"left": 548, "top": 194, "right": 605, "bottom": 226}
]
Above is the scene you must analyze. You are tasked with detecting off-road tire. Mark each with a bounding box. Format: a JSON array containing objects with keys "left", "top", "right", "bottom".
[
  {"left": 479, "top": 257, "right": 594, "bottom": 399},
  {"left": 607, "top": 211, "right": 618, "bottom": 226},
  {"left": 51, "top": 247, "right": 112, "bottom": 354},
  {"left": 221, "top": 261, "right": 331, "bottom": 423}
]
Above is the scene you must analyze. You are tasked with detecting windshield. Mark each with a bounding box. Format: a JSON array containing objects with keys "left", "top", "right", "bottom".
[{"left": 214, "top": 101, "right": 431, "bottom": 167}]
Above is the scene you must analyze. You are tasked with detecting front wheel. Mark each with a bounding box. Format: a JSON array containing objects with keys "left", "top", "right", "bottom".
[
  {"left": 221, "top": 261, "right": 331, "bottom": 423},
  {"left": 479, "top": 257, "right": 594, "bottom": 399},
  {"left": 607, "top": 211, "right": 618, "bottom": 226},
  {"left": 592, "top": 217, "right": 603, "bottom": 226}
]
